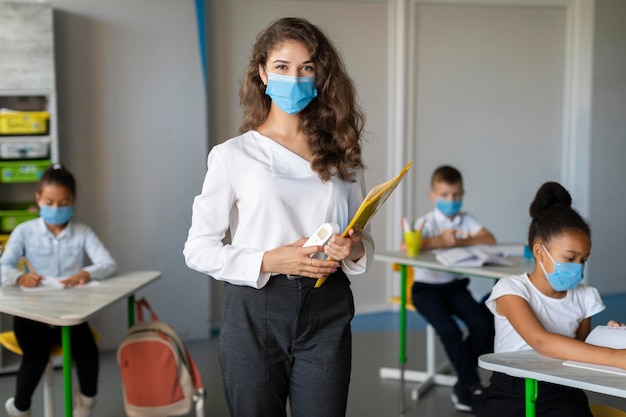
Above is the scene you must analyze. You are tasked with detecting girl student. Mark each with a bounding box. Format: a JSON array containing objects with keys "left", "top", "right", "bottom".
[
  {"left": 0, "top": 164, "right": 116, "bottom": 417},
  {"left": 184, "top": 17, "right": 373, "bottom": 417},
  {"left": 482, "top": 181, "right": 626, "bottom": 417}
]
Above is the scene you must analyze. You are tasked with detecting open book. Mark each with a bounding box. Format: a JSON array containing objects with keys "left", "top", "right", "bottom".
[
  {"left": 563, "top": 325, "right": 626, "bottom": 376},
  {"left": 314, "top": 161, "right": 413, "bottom": 287},
  {"left": 435, "top": 246, "right": 513, "bottom": 268}
]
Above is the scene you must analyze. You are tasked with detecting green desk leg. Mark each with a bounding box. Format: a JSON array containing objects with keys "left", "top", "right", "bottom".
[
  {"left": 399, "top": 264, "right": 407, "bottom": 413},
  {"left": 60, "top": 294, "right": 136, "bottom": 417},
  {"left": 62, "top": 326, "right": 72, "bottom": 417},
  {"left": 525, "top": 377, "right": 538, "bottom": 417},
  {"left": 128, "top": 294, "right": 136, "bottom": 327}
]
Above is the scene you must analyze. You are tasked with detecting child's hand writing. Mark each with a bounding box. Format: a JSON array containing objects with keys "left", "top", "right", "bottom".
[
  {"left": 17, "top": 272, "right": 43, "bottom": 287},
  {"left": 61, "top": 271, "right": 91, "bottom": 288}
]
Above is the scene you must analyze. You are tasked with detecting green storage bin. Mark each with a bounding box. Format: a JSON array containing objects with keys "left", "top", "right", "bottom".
[
  {"left": 0, "top": 203, "right": 39, "bottom": 233},
  {"left": 0, "top": 160, "right": 51, "bottom": 183}
]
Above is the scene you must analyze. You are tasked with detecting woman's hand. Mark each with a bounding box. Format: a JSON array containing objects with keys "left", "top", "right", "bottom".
[
  {"left": 325, "top": 228, "right": 364, "bottom": 263},
  {"left": 60, "top": 271, "right": 91, "bottom": 287},
  {"left": 607, "top": 320, "right": 626, "bottom": 327},
  {"left": 16, "top": 272, "right": 43, "bottom": 287},
  {"left": 261, "top": 238, "right": 340, "bottom": 278}
]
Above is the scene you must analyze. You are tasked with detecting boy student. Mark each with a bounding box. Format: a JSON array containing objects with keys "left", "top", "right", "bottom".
[{"left": 407, "top": 165, "right": 495, "bottom": 416}]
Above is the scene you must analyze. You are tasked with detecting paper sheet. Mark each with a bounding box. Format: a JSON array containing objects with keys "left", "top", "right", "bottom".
[{"left": 20, "top": 277, "right": 100, "bottom": 292}]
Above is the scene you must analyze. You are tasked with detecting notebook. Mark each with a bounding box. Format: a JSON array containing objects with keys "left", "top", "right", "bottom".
[
  {"left": 563, "top": 325, "right": 626, "bottom": 375},
  {"left": 435, "top": 246, "right": 513, "bottom": 268}
]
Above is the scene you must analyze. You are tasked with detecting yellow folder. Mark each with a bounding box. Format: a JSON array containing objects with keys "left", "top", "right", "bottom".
[{"left": 315, "top": 161, "right": 412, "bottom": 287}]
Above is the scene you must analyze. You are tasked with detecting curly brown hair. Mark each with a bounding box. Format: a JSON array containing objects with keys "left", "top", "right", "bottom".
[{"left": 239, "top": 17, "right": 365, "bottom": 182}]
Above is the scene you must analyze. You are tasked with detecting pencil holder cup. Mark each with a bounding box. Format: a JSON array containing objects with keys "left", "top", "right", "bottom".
[{"left": 404, "top": 230, "right": 422, "bottom": 257}]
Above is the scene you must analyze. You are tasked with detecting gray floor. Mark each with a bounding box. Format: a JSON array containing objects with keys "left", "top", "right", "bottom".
[{"left": 1, "top": 330, "right": 625, "bottom": 416}]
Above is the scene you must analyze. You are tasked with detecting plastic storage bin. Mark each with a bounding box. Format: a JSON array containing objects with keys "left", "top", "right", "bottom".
[
  {"left": 0, "top": 203, "right": 39, "bottom": 233},
  {"left": 0, "top": 160, "right": 50, "bottom": 183},
  {"left": 0, "top": 111, "right": 50, "bottom": 135},
  {"left": 0, "top": 234, "right": 9, "bottom": 254},
  {"left": 0, "top": 140, "right": 50, "bottom": 159}
]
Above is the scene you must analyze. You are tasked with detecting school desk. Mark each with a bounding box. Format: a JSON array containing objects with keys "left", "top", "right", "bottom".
[
  {"left": 0, "top": 270, "right": 161, "bottom": 417},
  {"left": 374, "top": 249, "right": 531, "bottom": 412},
  {"left": 479, "top": 350, "right": 626, "bottom": 417}
]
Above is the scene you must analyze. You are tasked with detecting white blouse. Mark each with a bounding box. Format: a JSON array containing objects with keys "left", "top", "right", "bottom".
[{"left": 184, "top": 130, "right": 374, "bottom": 288}]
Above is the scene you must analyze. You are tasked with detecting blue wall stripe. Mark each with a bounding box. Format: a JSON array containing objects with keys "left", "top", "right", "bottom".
[{"left": 194, "top": 0, "right": 207, "bottom": 86}]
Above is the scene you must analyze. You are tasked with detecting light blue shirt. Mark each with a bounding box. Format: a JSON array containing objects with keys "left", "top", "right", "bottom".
[{"left": 0, "top": 217, "right": 117, "bottom": 286}]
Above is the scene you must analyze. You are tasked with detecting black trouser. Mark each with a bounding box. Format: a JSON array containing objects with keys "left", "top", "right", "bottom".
[
  {"left": 218, "top": 271, "right": 354, "bottom": 417},
  {"left": 484, "top": 372, "right": 593, "bottom": 417},
  {"left": 412, "top": 278, "right": 494, "bottom": 388},
  {"left": 13, "top": 316, "right": 99, "bottom": 411}
]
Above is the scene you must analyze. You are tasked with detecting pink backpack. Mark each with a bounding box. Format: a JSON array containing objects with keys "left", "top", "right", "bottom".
[{"left": 117, "top": 299, "right": 205, "bottom": 417}]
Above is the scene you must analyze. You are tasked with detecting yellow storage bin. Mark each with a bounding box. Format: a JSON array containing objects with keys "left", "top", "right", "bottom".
[
  {"left": 0, "top": 160, "right": 51, "bottom": 183},
  {"left": 0, "top": 234, "right": 9, "bottom": 254},
  {"left": 0, "top": 111, "right": 50, "bottom": 135},
  {"left": 0, "top": 203, "right": 39, "bottom": 234}
]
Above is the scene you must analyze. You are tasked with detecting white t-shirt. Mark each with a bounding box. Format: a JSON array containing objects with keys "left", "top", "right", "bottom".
[
  {"left": 184, "top": 130, "right": 374, "bottom": 289},
  {"left": 414, "top": 208, "right": 485, "bottom": 284},
  {"left": 486, "top": 273, "right": 605, "bottom": 353}
]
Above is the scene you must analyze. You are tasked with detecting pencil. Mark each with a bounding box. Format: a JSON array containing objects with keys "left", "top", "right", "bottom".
[{"left": 21, "top": 257, "right": 36, "bottom": 274}]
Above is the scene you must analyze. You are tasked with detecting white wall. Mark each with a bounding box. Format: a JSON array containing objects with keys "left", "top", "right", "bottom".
[
  {"left": 206, "top": 0, "right": 392, "bottom": 315},
  {"left": 10, "top": 0, "right": 622, "bottom": 346},
  {"left": 588, "top": 0, "right": 626, "bottom": 294},
  {"left": 51, "top": 0, "right": 210, "bottom": 349},
  {"left": 205, "top": 0, "right": 626, "bottom": 316}
]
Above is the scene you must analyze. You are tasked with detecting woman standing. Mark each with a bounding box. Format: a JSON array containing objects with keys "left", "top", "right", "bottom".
[{"left": 184, "top": 17, "right": 373, "bottom": 417}]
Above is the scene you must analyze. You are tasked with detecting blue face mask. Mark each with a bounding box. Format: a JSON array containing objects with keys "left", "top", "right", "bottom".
[
  {"left": 39, "top": 205, "right": 74, "bottom": 226},
  {"left": 539, "top": 244, "right": 584, "bottom": 291},
  {"left": 436, "top": 199, "right": 463, "bottom": 217},
  {"left": 265, "top": 72, "right": 318, "bottom": 114}
]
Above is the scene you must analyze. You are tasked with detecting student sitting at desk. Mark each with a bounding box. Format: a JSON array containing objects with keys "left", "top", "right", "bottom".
[
  {"left": 405, "top": 165, "right": 496, "bottom": 416},
  {"left": 0, "top": 164, "right": 117, "bottom": 417},
  {"left": 483, "top": 181, "right": 626, "bottom": 417}
]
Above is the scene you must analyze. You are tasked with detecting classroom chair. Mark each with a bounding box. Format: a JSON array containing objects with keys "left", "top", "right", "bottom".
[
  {"left": 0, "top": 329, "right": 99, "bottom": 417},
  {"left": 389, "top": 262, "right": 416, "bottom": 312},
  {"left": 590, "top": 404, "right": 626, "bottom": 417}
]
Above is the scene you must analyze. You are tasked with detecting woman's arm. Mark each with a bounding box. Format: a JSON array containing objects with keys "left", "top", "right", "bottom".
[{"left": 497, "top": 294, "right": 626, "bottom": 369}]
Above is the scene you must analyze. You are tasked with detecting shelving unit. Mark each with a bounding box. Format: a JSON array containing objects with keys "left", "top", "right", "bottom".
[{"left": 0, "top": 1, "right": 58, "bottom": 373}]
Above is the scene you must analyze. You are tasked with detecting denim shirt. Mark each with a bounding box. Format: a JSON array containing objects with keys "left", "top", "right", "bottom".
[{"left": 0, "top": 217, "right": 117, "bottom": 286}]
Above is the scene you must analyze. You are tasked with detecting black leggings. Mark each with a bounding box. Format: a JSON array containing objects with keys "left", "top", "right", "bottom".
[
  {"left": 13, "top": 316, "right": 99, "bottom": 411},
  {"left": 483, "top": 372, "right": 593, "bottom": 417}
]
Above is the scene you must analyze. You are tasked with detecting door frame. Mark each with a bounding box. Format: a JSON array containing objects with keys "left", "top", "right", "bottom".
[{"left": 385, "top": 0, "right": 594, "bottom": 297}]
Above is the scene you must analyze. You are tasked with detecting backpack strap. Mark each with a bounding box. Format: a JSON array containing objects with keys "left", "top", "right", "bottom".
[{"left": 135, "top": 298, "right": 159, "bottom": 323}]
